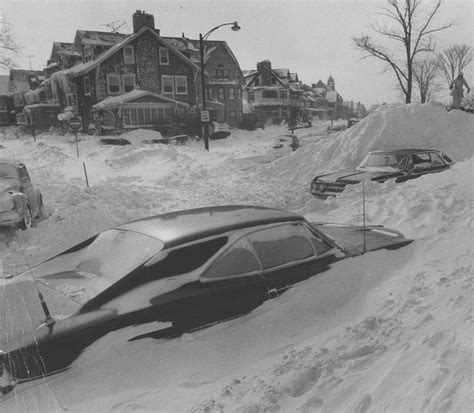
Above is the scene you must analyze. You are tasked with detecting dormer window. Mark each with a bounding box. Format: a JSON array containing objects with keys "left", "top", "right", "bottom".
[
  {"left": 124, "top": 46, "right": 135, "bottom": 64},
  {"left": 159, "top": 47, "right": 169, "bottom": 65}
]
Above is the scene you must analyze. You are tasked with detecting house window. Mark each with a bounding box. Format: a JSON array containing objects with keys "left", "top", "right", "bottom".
[
  {"left": 228, "top": 88, "right": 236, "bottom": 101},
  {"left": 107, "top": 74, "right": 121, "bottom": 94},
  {"left": 247, "top": 90, "right": 254, "bottom": 101},
  {"left": 162, "top": 75, "right": 174, "bottom": 94},
  {"left": 159, "top": 47, "right": 169, "bottom": 65},
  {"left": 263, "top": 90, "right": 278, "bottom": 99},
  {"left": 205, "top": 87, "right": 213, "bottom": 101},
  {"left": 122, "top": 106, "right": 173, "bottom": 127},
  {"left": 254, "top": 78, "right": 260, "bottom": 86},
  {"left": 279, "top": 90, "right": 288, "bottom": 99},
  {"left": 84, "top": 76, "right": 91, "bottom": 96},
  {"left": 175, "top": 76, "right": 188, "bottom": 94},
  {"left": 218, "top": 87, "right": 225, "bottom": 101},
  {"left": 122, "top": 74, "right": 136, "bottom": 93},
  {"left": 123, "top": 46, "right": 135, "bottom": 64}
]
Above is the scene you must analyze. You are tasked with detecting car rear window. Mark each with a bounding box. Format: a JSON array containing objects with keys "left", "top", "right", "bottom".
[{"left": 247, "top": 224, "right": 314, "bottom": 270}]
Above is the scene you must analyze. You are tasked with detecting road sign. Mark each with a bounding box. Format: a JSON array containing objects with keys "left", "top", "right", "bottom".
[
  {"left": 201, "top": 110, "right": 210, "bottom": 122},
  {"left": 68, "top": 116, "right": 82, "bottom": 131}
]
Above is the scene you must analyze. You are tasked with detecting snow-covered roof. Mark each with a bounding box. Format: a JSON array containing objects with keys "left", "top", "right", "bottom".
[
  {"left": 74, "top": 30, "right": 128, "bottom": 47},
  {"left": 62, "top": 27, "right": 199, "bottom": 79},
  {"left": 92, "top": 89, "right": 189, "bottom": 109}
]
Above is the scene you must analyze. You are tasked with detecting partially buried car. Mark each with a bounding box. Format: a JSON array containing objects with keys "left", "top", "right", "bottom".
[
  {"left": 0, "top": 160, "right": 43, "bottom": 229},
  {"left": 0, "top": 205, "right": 412, "bottom": 391},
  {"left": 311, "top": 149, "right": 453, "bottom": 198}
]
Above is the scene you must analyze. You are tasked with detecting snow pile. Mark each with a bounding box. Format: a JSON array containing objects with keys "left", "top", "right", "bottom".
[
  {"left": 262, "top": 101, "right": 473, "bottom": 187},
  {"left": 0, "top": 103, "right": 472, "bottom": 412},
  {"left": 115, "top": 128, "right": 163, "bottom": 145}
]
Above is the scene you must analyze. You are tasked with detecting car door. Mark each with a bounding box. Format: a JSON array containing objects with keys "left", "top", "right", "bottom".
[
  {"left": 139, "top": 236, "right": 268, "bottom": 333},
  {"left": 246, "top": 223, "right": 337, "bottom": 298}
]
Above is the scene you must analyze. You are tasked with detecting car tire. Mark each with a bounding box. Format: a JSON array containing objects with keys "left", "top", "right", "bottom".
[{"left": 19, "top": 207, "right": 33, "bottom": 230}]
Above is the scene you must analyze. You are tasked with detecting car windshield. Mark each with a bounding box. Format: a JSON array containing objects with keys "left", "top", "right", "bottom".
[
  {"left": 359, "top": 153, "right": 408, "bottom": 169},
  {"left": 0, "top": 163, "right": 18, "bottom": 179},
  {"left": 26, "top": 229, "right": 164, "bottom": 304}
]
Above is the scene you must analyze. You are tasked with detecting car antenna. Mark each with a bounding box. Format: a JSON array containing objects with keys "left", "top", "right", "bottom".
[
  {"left": 362, "top": 177, "right": 367, "bottom": 253},
  {"left": 19, "top": 250, "right": 55, "bottom": 327}
]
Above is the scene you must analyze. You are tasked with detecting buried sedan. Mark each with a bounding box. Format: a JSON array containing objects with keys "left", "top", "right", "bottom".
[
  {"left": 311, "top": 149, "right": 453, "bottom": 198},
  {"left": 0, "top": 205, "right": 412, "bottom": 391}
]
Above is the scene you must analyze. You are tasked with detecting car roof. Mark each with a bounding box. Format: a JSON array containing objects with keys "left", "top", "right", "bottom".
[
  {"left": 368, "top": 149, "right": 441, "bottom": 155},
  {"left": 116, "top": 205, "right": 304, "bottom": 247}
]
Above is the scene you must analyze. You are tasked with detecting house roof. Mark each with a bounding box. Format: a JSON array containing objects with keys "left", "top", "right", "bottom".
[
  {"left": 50, "top": 42, "right": 81, "bottom": 60},
  {"left": 74, "top": 30, "right": 128, "bottom": 47},
  {"left": 161, "top": 36, "right": 243, "bottom": 81},
  {"left": 92, "top": 89, "right": 189, "bottom": 110},
  {"left": 63, "top": 26, "right": 199, "bottom": 79}
]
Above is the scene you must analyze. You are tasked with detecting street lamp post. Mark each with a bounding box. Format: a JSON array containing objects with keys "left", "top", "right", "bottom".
[{"left": 199, "top": 21, "right": 240, "bottom": 151}]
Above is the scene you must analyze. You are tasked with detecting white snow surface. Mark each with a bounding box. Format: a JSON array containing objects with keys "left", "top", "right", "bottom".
[{"left": 0, "top": 101, "right": 472, "bottom": 412}]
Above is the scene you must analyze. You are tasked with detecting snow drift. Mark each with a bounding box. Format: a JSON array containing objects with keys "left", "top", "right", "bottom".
[{"left": 0, "top": 103, "right": 472, "bottom": 412}]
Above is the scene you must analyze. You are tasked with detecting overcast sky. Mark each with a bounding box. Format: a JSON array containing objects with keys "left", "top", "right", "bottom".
[{"left": 1, "top": 0, "right": 472, "bottom": 106}]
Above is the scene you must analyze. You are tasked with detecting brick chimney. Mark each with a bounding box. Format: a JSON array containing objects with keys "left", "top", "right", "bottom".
[
  {"left": 133, "top": 10, "right": 155, "bottom": 32},
  {"left": 257, "top": 60, "right": 272, "bottom": 86}
]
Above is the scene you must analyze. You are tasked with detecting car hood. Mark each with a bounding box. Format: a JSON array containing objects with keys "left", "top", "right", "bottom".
[
  {"left": 0, "top": 274, "right": 82, "bottom": 353},
  {"left": 313, "top": 223, "right": 412, "bottom": 256},
  {"left": 316, "top": 167, "right": 403, "bottom": 183}
]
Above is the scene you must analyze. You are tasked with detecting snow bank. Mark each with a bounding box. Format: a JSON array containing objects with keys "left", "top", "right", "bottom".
[{"left": 0, "top": 103, "right": 472, "bottom": 412}]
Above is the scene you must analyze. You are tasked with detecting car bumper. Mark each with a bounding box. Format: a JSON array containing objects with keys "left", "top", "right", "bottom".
[
  {"left": 0, "top": 210, "right": 22, "bottom": 226},
  {"left": 311, "top": 181, "right": 346, "bottom": 197}
]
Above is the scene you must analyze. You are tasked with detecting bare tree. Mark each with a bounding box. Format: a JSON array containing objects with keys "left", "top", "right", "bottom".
[
  {"left": 413, "top": 55, "right": 440, "bottom": 103},
  {"left": 0, "top": 14, "right": 20, "bottom": 71},
  {"left": 438, "top": 44, "right": 472, "bottom": 86},
  {"left": 353, "top": 0, "right": 452, "bottom": 103}
]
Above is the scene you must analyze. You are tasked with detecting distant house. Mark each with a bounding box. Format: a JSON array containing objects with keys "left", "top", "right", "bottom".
[
  {"left": 243, "top": 60, "right": 304, "bottom": 125},
  {"left": 312, "top": 76, "right": 349, "bottom": 119},
  {"left": 162, "top": 35, "right": 244, "bottom": 127}
]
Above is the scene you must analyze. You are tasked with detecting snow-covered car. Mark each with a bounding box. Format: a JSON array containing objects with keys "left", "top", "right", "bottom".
[
  {"left": 0, "top": 205, "right": 412, "bottom": 390},
  {"left": 311, "top": 149, "right": 454, "bottom": 198},
  {"left": 0, "top": 160, "right": 43, "bottom": 229}
]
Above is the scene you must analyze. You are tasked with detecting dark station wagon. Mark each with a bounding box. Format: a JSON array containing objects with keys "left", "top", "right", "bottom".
[
  {"left": 0, "top": 205, "right": 412, "bottom": 392},
  {"left": 311, "top": 149, "right": 454, "bottom": 198}
]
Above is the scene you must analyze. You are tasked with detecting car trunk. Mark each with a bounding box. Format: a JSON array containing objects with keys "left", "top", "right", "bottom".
[{"left": 311, "top": 223, "right": 413, "bottom": 255}]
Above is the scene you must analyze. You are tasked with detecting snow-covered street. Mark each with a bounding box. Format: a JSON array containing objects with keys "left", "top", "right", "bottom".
[{"left": 0, "top": 102, "right": 472, "bottom": 412}]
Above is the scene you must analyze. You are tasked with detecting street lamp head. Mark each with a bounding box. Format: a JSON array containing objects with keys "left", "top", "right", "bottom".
[{"left": 231, "top": 22, "right": 241, "bottom": 31}]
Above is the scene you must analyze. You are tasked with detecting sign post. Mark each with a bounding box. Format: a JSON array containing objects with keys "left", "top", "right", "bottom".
[{"left": 68, "top": 116, "right": 83, "bottom": 157}]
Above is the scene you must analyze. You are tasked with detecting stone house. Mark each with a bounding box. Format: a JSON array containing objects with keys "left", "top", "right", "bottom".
[{"left": 36, "top": 10, "right": 243, "bottom": 134}]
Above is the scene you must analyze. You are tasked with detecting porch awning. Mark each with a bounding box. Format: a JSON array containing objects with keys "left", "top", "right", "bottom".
[{"left": 93, "top": 89, "right": 189, "bottom": 110}]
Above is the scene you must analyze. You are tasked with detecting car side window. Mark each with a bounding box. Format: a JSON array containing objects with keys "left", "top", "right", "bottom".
[
  {"left": 247, "top": 224, "right": 314, "bottom": 270},
  {"left": 430, "top": 152, "right": 444, "bottom": 166},
  {"left": 146, "top": 237, "right": 228, "bottom": 281},
  {"left": 202, "top": 238, "right": 260, "bottom": 280},
  {"left": 304, "top": 229, "right": 333, "bottom": 255},
  {"left": 412, "top": 153, "right": 432, "bottom": 169}
]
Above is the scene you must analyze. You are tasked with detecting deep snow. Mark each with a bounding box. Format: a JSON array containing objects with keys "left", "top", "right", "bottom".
[{"left": 0, "top": 101, "right": 472, "bottom": 412}]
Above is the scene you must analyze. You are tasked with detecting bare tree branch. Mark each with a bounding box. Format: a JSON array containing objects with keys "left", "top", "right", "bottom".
[{"left": 353, "top": 0, "right": 453, "bottom": 103}]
